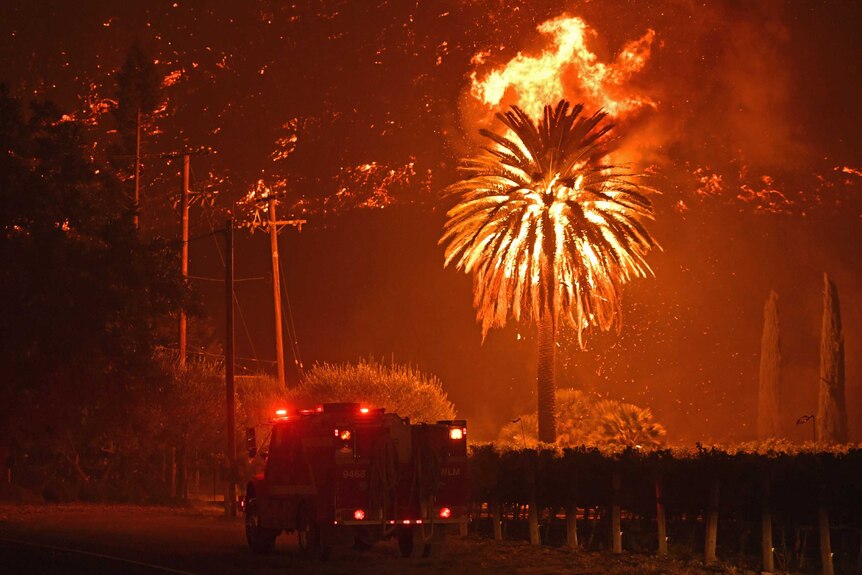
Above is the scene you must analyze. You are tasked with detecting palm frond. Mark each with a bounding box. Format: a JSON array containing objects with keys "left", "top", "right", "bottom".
[{"left": 441, "top": 100, "right": 657, "bottom": 343}]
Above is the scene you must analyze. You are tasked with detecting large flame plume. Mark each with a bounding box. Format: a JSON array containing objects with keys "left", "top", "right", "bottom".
[{"left": 471, "top": 15, "right": 655, "bottom": 121}]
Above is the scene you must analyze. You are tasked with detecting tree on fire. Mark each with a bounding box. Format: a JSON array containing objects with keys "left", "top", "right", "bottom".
[{"left": 440, "top": 101, "right": 657, "bottom": 443}]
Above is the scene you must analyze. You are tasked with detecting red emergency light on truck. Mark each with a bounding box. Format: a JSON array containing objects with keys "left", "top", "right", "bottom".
[{"left": 243, "top": 403, "right": 468, "bottom": 558}]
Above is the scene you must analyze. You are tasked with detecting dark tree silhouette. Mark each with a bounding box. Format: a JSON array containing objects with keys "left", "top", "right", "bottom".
[
  {"left": 817, "top": 273, "right": 848, "bottom": 444},
  {"left": 758, "top": 290, "right": 781, "bottom": 440},
  {"left": 0, "top": 85, "right": 186, "bottom": 497},
  {"left": 112, "top": 42, "right": 160, "bottom": 226}
]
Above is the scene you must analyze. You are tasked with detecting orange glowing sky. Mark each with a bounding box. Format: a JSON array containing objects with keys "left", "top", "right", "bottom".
[{"left": 1, "top": 1, "right": 861, "bottom": 443}]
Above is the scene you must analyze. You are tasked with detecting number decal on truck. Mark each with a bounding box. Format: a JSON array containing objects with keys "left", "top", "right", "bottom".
[{"left": 342, "top": 469, "right": 366, "bottom": 479}]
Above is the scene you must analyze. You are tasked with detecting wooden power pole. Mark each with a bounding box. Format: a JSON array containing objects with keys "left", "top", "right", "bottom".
[
  {"left": 268, "top": 197, "right": 286, "bottom": 388},
  {"left": 224, "top": 218, "right": 237, "bottom": 517},
  {"left": 179, "top": 153, "right": 190, "bottom": 367},
  {"left": 265, "top": 195, "right": 305, "bottom": 388},
  {"left": 133, "top": 108, "right": 141, "bottom": 229},
  {"left": 167, "top": 148, "right": 211, "bottom": 366}
]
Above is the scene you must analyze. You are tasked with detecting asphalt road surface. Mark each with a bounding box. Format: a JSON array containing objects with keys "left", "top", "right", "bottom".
[
  {"left": 0, "top": 503, "right": 739, "bottom": 575},
  {"left": 0, "top": 503, "right": 486, "bottom": 575}
]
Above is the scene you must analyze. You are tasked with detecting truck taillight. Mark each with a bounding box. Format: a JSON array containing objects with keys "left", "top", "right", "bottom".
[
  {"left": 359, "top": 407, "right": 370, "bottom": 414},
  {"left": 334, "top": 428, "right": 355, "bottom": 454},
  {"left": 353, "top": 509, "right": 366, "bottom": 521}
]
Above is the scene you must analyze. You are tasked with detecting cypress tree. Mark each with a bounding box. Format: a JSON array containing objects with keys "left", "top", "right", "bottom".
[
  {"left": 817, "top": 273, "right": 848, "bottom": 444},
  {"left": 758, "top": 290, "right": 782, "bottom": 440}
]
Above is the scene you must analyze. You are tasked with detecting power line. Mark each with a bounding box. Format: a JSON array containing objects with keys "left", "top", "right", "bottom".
[
  {"left": 157, "top": 345, "right": 276, "bottom": 371},
  {"left": 278, "top": 255, "right": 304, "bottom": 376},
  {"left": 200, "top": 200, "right": 260, "bottom": 363},
  {"left": 188, "top": 275, "right": 264, "bottom": 283}
]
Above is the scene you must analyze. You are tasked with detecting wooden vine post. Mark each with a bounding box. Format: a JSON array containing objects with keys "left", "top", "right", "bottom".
[
  {"left": 761, "top": 474, "right": 774, "bottom": 573},
  {"left": 655, "top": 468, "right": 668, "bottom": 556},
  {"left": 566, "top": 466, "right": 578, "bottom": 549},
  {"left": 528, "top": 495, "right": 541, "bottom": 545},
  {"left": 819, "top": 504, "right": 834, "bottom": 575},
  {"left": 527, "top": 454, "right": 540, "bottom": 545},
  {"left": 705, "top": 477, "right": 720, "bottom": 564},
  {"left": 566, "top": 498, "right": 579, "bottom": 548},
  {"left": 611, "top": 468, "right": 622, "bottom": 554},
  {"left": 492, "top": 499, "right": 503, "bottom": 541}
]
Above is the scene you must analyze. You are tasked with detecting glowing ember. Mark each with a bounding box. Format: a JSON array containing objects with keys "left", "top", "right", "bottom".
[
  {"left": 162, "top": 69, "right": 183, "bottom": 87},
  {"left": 331, "top": 160, "right": 419, "bottom": 211},
  {"left": 471, "top": 16, "right": 655, "bottom": 120}
]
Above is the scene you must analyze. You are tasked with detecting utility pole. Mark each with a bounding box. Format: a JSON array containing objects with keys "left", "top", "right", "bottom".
[
  {"left": 268, "top": 197, "right": 286, "bottom": 388},
  {"left": 265, "top": 195, "right": 305, "bottom": 388},
  {"left": 179, "top": 153, "right": 190, "bottom": 367},
  {"left": 133, "top": 107, "right": 141, "bottom": 229},
  {"left": 224, "top": 218, "right": 237, "bottom": 517},
  {"left": 164, "top": 148, "right": 211, "bottom": 366}
]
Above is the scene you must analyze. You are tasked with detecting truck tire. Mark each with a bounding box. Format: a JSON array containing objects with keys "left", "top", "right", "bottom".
[
  {"left": 297, "top": 509, "right": 329, "bottom": 559},
  {"left": 397, "top": 525, "right": 446, "bottom": 559},
  {"left": 353, "top": 528, "right": 380, "bottom": 551},
  {"left": 245, "top": 498, "right": 277, "bottom": 554},
  {"left": 423, "top": 525, "right": 446, "bottom": 558},
  {"left": 397, "top": 525, "right": 421, "bottom": 558}
]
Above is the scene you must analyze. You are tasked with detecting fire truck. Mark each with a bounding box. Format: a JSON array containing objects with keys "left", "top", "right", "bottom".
[{"left": 243, "top": 402, "right": 468, "bottom": 558}]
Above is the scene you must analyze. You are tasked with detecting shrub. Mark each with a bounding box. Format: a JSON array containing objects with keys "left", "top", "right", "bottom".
[
  {"left": 286, "top": 358, "right": 456, "bottom": 422},
  {"left": 497, "top": 389, "right": 666, "bottom": 449}
]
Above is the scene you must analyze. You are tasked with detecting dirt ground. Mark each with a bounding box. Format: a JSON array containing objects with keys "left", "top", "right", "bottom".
[{"left": 0, "top": 503, "right": 745, "bottom": 574}]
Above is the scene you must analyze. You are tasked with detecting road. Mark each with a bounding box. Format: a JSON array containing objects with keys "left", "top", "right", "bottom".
[
  {"left": 0, "top": 503, "right": 492, "bottom": 575},
  {"left": 0, "top": 503, "right": 736, "bottom": 575}
]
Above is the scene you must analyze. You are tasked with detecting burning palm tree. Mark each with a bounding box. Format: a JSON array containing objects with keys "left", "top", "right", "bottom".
[{"left": 440, "top": 100, "right": 657, "bottom": 443}]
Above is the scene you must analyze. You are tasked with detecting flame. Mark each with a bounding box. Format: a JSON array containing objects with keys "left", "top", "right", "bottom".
[
  {"left": 332, "top": 161, "right": 417, "bottom": 210},
  {"left": 471, "top": 15, "right": 655, "bottom": 120},
  {"left": 162, "top": 69, "right": 183, "bottom": 88},
  {"left": 271, "top": 118, "right": 302, "bottom": 163}
]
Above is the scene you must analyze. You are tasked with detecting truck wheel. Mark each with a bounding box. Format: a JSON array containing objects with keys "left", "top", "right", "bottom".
[
  {"left": 423, "top": 525, "right": 446, "bottom": 558},
  {"left": 297, "top": 511, "right": 329, "bottom": 559},
  {"left": 353, "top": 526, "right": 382, "bottom": 550},
  {"left": 245, "top": 498, "right": 277, "bottom": 554},
  {"left": 397, "top": 525, "right": 426, "bottom": 559},
  {"left": 397, "top": 525, "right": 446, "bottom": 559}
]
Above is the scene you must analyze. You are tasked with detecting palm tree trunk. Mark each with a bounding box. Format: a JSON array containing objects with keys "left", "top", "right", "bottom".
[{"left": 536, "top": 310, "right": 557, "bottom": 443}]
